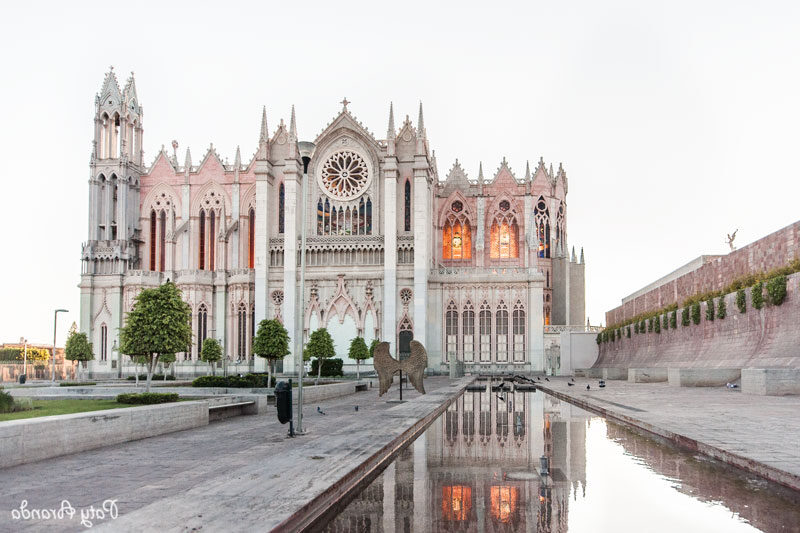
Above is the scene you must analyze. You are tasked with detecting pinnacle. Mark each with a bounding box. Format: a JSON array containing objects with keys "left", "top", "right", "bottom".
[
  {"left": 234, "top": 145, "right": 241, "bottom": 166},
  {"left": 184, "top": 148, "right": 192, "bottom": 172},
  {"left": 289, "top": 105, "right": 297, "bottom": 141},
  {"left": 417, "top": 102, "right": 425, "bottom": 139},
  {"left": 525, "top": 160, "right": 531, "bottom": 181},
  {"left": 259, "top": 106, "right": 268, "bottom": 144},
  {"left": 387, "top": 102, "right": 396, "bottom": 140},
  {"left": 478, "top": 161, "right": 484, "bottom": 182}
]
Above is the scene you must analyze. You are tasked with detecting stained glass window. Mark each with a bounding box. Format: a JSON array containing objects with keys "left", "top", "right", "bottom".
[
  {"left": 209, "top": 210, "right": 216, "bottom": 271},
  {"left": 316, "top": 199, "right": 323, "bottom": 235},
  {"left": 442, "top": 486, "right": 472, "bottom": 522},
  {"left": 490, "top": 486, "right": 518, "bottom": 524},
  {"left": 248, "top": 208, "right": 255, "bottom": 269},
  {"left": 451, "top": 200, "right": 463, "bottom": 213},
  {"left": 443, "top": 218, "right": 471, "bottom": 260},
  {"left": 198, "top": 209, "right": 205, "bottom": 270},
  {"left": 278, "top": 183, "right": 285, "bottom": 234},
  {"left": 404, "top": 180, "right": 411, "bottom": 231},
  {"left": 490, "top": 220, "right": 518, "bottom": 259},
  {"left": 159, "top": 211, "right": 166, "bottom": 272},
  {"left": 149, "top": 210, "right": 157, "bottom": 271},
  {"left": 366, "top": 198, "right": 372, "bottom": 234}
]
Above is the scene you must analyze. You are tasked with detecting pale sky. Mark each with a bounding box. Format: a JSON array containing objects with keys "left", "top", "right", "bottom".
[{"left": 2, "top": 0, "right": 799, "bottom": 344}]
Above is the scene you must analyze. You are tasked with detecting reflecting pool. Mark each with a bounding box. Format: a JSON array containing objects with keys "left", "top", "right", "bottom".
[{"left": 323, "top": 390, "right": 800, "bottom": 532}]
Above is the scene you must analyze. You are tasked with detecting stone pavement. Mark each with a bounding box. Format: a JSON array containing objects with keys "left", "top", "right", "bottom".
[
  {"left": 537, "top": 377, "right": 800, "bottom": 491},
  {"left": 1, "top": 376, "right": 469, "bottom": 532}
]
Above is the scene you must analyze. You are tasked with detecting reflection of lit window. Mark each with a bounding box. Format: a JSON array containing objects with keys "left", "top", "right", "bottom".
[
  {"left": 490, "top": 486, "right": 518, "bottom": 523},
  {"left": 442, "top": 486, "right": 472, "bottom": 521}
]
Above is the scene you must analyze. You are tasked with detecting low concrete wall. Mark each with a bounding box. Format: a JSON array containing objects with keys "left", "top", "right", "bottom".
[
  {"left": 742, "top": 368, "right": 800, "bottom": 396},
  {"left": 603, "top": 368, "right": 628, "bottom": 380},
  {"left": 668, "top": 368, "right": 741, "bottom": 387},
  {"left": 0, "top": 401, "right": 208, "bottom": 469},
  {"left": 628, "top": 368, "right": 668, "bottom": 383},
  {"left": 293, "top": 381, "right": 368, "bottom": 403}
]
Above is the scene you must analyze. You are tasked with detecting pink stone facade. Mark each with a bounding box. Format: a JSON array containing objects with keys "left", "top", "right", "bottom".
[
  {"left": 606, "top": 221, "right": 800, "bottom": 326},
  {"left": 597, "top": 272, "right": 800, "bottom": 369}
]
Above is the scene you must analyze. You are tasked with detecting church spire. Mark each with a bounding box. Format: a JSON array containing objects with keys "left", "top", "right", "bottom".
[
  {"left": 580, "top": 247, "right": 585, "bottom": 264},
  {"left": 571, "top": 246, "right": 577, "bottom": 263},
  {"left": 234, "top": 145, "right": 241, "bottom": 168},
  {"left": 184, "top": 147, "right": 192, "bottom": 174},
  {"left": 417, "top": 101, "right": 426, "bottom": 139},
  {"left": 478, "top": 161, "right": 484, "bottom": 182},
  {"left": 525, "top": 160, "right": 531, "bottom": 181},
  {"left": 289, "top": 105, "right": 297, "bottom": 142},
  {"left": 259, "top": 106, "right": 268, "bottom": 144},
  {"left": 387, "top": 102, "right": 396, "bottom": 140}
]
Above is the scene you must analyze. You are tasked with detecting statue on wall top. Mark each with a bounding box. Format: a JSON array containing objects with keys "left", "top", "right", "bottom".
[
  {"left": 726, "top": 229, "right": 738, "bottom": 252},
  {"left": 373, "top": 340, "right": 428, "bottom": 396}
]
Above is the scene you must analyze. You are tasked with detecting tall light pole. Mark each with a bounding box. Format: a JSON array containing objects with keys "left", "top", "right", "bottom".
[
  {"left": 297, "top": 142, "right": 315, "bottom": 435},
  {"left": 52, "top": 309, "right": 68, "bottom": 382},
  {"left": 20, "top": 337, "right": 27, "bottom": 380}
]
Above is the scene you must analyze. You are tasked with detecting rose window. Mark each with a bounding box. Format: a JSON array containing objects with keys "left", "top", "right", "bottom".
[{"left": 320, "top": 150, "right": 370, "bottom": 201}]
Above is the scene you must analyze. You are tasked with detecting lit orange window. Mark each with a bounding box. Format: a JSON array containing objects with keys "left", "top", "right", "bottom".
[
  {"left": 490, "top": 486, "right": 518, "bottom": 523},
  {"left": 490, "top": 220, "right": 518, "bottom": 259},
  {"left": 442, "top": 485, "right": 472, "bottom": 521},
  {"left": 443, "top": 220, "right": 472, "bottom": 261}
]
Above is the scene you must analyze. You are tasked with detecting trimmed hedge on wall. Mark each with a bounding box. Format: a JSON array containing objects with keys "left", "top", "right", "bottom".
[{"left": 310, "top": 358, "right": 344, "bottom": 377}]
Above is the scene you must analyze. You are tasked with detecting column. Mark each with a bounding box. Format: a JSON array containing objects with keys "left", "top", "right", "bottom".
[
  {"left": 383, "top": 160, "right": 398, "bottom": 351},
  {"left": 182, "top": 183, "right": 190, "bottom": 270},
  {"left": 231, "top": 182, "right": 240, "bottom": 269},
  {"left": 476, "top": 197, "right": 485, "bottom": 267},
  {"left": 412, "top": 160, "right": 429, "bottom": 347},
  {"left": 253, "top": 162, "right": 272, "bottom": 372},
  {"left": 117, "top": 178, "right": 128, "bottom": 241},
  {"left": 88, "top": 177, "right": 98, "bottom": 241},
  {"left": 528, "top": 271, "right": 544, "bottom": 372}
]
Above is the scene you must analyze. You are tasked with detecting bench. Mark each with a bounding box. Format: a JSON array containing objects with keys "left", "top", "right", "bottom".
[{"left": 208, "top": 400, "right": 257, "bottom": 421}]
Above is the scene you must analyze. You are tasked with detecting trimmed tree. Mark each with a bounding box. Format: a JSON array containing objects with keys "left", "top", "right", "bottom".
[
  {"left": 64, "top": 330, "right": 93, "bottom": 381},
  {"left": 718, "top": 296, "right": 727, "bottom": 319},
  {"left": 200, "top": 339, "right": 222, "bottom": 376},
  {"left": 369, "top": 338, "right": 380, "bottom": 358},
  {"left": 304, "top": 328, "right": 335, "bottom": 386},
  {"left": 119, "top": 281, "right": 192, "bottom": 392},
  {"left": 252, "top": 319, "right": 290, "bottom": 389},
  {"left": 348, "top": 337, "right": 369, "bottom": 380}
]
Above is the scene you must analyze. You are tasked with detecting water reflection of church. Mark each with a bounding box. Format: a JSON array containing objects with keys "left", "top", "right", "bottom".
[{"left": 324, "top": 391, "right": 589, "bottom": 532}]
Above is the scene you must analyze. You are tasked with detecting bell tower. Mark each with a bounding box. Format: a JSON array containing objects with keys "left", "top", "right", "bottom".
[{"left": 79, "top": 67, "right": 144, "bottom": 376}]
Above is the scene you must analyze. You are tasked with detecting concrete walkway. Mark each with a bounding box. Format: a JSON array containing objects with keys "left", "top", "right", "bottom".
[
  {"left": 537, "top": 377, "right": 800, "bottom": 492},
  {"left": 1, "top": 376, "right": 469, "bottom": 532}
]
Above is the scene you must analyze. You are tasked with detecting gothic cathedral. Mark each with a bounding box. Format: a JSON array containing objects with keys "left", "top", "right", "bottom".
[{"left": 79, "top": 69, "right": 586, "bottom": 377}]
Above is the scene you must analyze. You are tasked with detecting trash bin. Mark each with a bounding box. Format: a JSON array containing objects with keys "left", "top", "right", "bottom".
[
  {"left": 18, "top": 374, "right": 26, "bottom": 384},
  {"left": 275, "top": 381, "right": 292, "bottom": 424}
]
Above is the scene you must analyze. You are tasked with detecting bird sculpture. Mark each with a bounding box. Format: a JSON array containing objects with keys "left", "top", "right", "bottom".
[{"left": 373, "top": 340, "right": 428, "bottom": 396}]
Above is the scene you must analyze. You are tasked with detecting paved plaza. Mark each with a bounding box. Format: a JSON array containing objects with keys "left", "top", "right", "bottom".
[
  {"left": 1, "top": 377, "right": 467, "bottom": 532},
  {"left": 538, "top": 377, "right": 800, "bottom": 491}
]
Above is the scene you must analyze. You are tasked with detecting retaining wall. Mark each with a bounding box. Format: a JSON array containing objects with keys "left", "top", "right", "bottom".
[
  {"left": 596, "top": 272, "right": 800, "bottom": 369},
  {"left": 606, "top": 221, "right": 800, "bottom": 326},
  {"left": 0, "top": 401, "right": 208, "bottom": 469}
]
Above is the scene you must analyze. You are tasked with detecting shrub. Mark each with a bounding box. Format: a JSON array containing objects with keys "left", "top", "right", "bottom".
[
  {"left": 766, "top": 275, "right": 787, "bottom": 306},
  {"left": 670, "top": 310, "right": 677, "bottom": 329},
  {"left": 640, "top": 320, "right": 646, "bottom": 333},
  {"left": 596, "top": 334, "right": 601, "bottom": 345},
  {"left": 751, "top": 282, "right": 764, "bottom": 310},
  {"left": 681, "top": 307, "right": 690, "bottom": 327},
  {"left": 647, "top": 318, "right": 653, "bottom": 333},
  {"left": 127, "top": 374, "right": 175, "bottom": 381},
  {"left": 691, "top": 302, "right": 701, "bottom": 325},
  {"left": 634, "top": 321, "right": 639, "bottom": 334},
  {"left": 310, "top": 358, "right": 344, "bottom": 377},
  {"left": 191, "top": 374, "right": 276, "bottom": 388},
  {"left": 0, "top": 388, "right": 14, "bottom": 413},
  {"left": 626, "top": 326, "right": 631, "bottom": 338},
  {"left": 59, "top": 382, "right": 97, "bottom": 387},
  {"left": 705, "top": 298, "right": 715, "bottom": 321},
  {"left": 718, "top": 297, "right": 727, "bottom": 319},
  {"left": 654, "top": 316, "right": 661, "bottom": 333},
  {"left": 662, "top": 314, "right": 669, "bottom": 331},
  {"left": 736, "top": 289, "right": 747, "bottom": 313},
  {"left": 116, "top": 392, "right": 179, "bottom": 405}
]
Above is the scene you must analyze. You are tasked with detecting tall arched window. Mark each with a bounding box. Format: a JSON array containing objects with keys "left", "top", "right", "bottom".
[
  {"left": 278, "top": 183, "right": 285, "bottom": 234},
  {"left": 479, "top": 302, "right": 491, "bottom": 362},
  {"left": 443, "top": 201, "right": 472, "bottom": 261},
  {"left": 198, "top": 209, "right": 206, "bottom": 270},
  {"left": 149, "top": 210, "right": 157, "bottom": 271},
  {"left": 100, "top": 324, "right": 108, "bottom": 361},
  {"left": 512, "top": 302, "right": 525, "bottom": 362},
  {"left": 159, "top": 211, "right": 166, "bottom": 271},
  {"left": 317, "top": 199, "right": 324, "bottom": 235},
  {"left": 358, "top": 198, "right": 365, "bottom": 235},
  {"left": 534, "top": 197, "right": 551, "bottom": 259},
  {"left": 331, "top": 206, "right": 338, "bottom": 235},
  {"left": 489, "top": 219, "right": 519, "bottom": 259},
  {"left": 404, "top": 180, "right": 411, "bottom": 231},
  {"left": 250, "top": 304, "right": 256, "bottom": 357},
  {"left": 366, "top": 198, "right": 372, "bottom": 234},
  {"left": 324, "top": 199, "right": 331, "bottom": 234},
  {"left": 209, "top": 210, "right": 216, "bottom": 271},
  {"left": 445, "top": 301, "right": 458, "bottom": 362},
  {"left": 111, "top": 180, "right": 118, "bottom": 240},
  {"left": 248, "top": 207, "right": 255, "bottom": 269},
  {"left": 463, "top": 302, "right": 475, "bottom": 362},
  {"left": 496, "top": 302, "right": 509, "bottom": 362},
  {"left": 237, "top": 303, "right": 248, "bottom": 360},
  {"left": 197, "top": 304, "right": 208, "bottom": 358}
]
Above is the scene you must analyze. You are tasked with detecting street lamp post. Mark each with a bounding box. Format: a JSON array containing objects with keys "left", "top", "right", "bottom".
[
  {"left": 296, "top": 143, "right": 315, "bottom": 435},
  {"left": 113, "top": 340, "right": 120, "bottom": 379},
  {"left": 20, "top": 337, "right": 27, "bottom": 380},
  {"left": 52, "top": 309, "right": 68, "bottom": 382}
]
